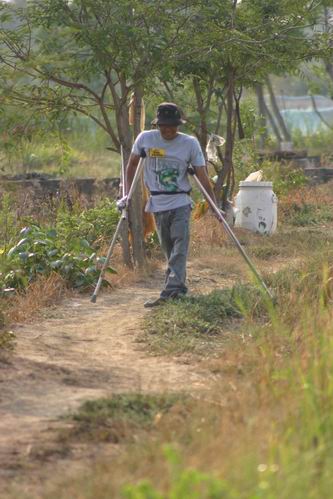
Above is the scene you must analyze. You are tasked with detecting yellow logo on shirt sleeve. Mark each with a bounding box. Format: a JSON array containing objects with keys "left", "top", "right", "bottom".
[{"left": 149, "top": 148, "right": 166, "bottom": 157}]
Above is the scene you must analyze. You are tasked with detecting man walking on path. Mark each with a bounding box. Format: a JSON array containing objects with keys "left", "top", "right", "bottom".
[{"left": 125, "top": 102, "right": 218, "bottom": 307}]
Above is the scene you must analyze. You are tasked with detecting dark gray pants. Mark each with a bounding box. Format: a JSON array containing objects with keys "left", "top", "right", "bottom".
[{"left": 154, "top": 204, "right": 191, "bottom": 298}]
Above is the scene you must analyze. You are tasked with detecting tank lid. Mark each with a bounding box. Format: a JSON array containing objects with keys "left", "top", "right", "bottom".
[{"left": 239, "top": 181, "right": 273, "bottom": 187}]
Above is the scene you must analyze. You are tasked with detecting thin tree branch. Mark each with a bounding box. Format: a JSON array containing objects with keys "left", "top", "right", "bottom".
[{"left": 310, "top": 94, "right": 333, "bottom": 130}]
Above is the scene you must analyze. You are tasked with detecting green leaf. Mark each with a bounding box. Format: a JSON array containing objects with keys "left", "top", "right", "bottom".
[
  {"left": 16, "top": 238, "right": 29, "bottom": 248},
  {"left": 106, "top": 266, "right": 117, "bottom": 275},
  {"left": 96, "top": 256, "right": 107, "bottom": 265},
  {"left": 7, "top": 246, "right": 18, "bottom": 258},
  {"left": 19, "top": 227, "right": 31, "bottom": 236},
  {"left": 47, "top": 229, "right": 57, "bottom": 238},
  {"left": 50, "top": 260, "right": 62, "bottom": 269},
  {"left": 84, "top": 266, "right": 97, "bottom": 275},
  {"left": 47, "top": 249, "right": 58, "bottom": 257},
  {"left": 80, "top": 238, "right": 91, "bottom": 249},
  {"left": 18, "top": 251, "right": 29, "bottom": 262},
  {"left": 33, "top": 240, "right": 48, "bottom": 246}
]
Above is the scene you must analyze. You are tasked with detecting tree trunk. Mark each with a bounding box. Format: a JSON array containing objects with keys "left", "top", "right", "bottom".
[
  {"left": 324, "top": 8, "right": 333, "bottom": 86},
  {"left": 256, "top": 83, "right": 282, "bottom": 145},
  {"left": 255, "top": 83, "right": 268, "bottom": 149},
  {"left": 129, "top": 87, "right": 146, "bottom": 268},
  {"left": 325, "top": 61, "right": 333, "bottom": 84},
  {"left": 215, "top": 97, "right": 224, "bottom": 136},
  {"left": 266, "top": 77, "right": 291, "bottom": 142},
  {"left": 310, "top": 94, "right": 333, "bottom": 130},
  {"left": 114, "top": 95, "right": 133, "bottom": 268},
  {"left": 119, "top": 145, "right": 132, "bottom": 268},
  {"left": 215, "top": 69, "right": 234, "bottom": 208},
  {"left": 234, "top": 94, "right": 245, "bottom": 140},
  {"left": 192, "top": 76, "right": 209, "bottom": 155}
]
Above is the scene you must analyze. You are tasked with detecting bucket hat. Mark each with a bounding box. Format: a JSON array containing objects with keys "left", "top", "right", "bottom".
[{"left": 151, "top": 102, "right": 186, "bottom": 126}]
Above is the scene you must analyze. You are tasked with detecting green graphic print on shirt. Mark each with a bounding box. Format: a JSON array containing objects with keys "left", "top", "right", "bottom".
[{"left": 156, "top": 158, "right": 182, "bottom": 192}]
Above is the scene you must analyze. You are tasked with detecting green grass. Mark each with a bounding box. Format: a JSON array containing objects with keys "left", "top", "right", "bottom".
[
  {"left": 246, "top": 225, "right": 333, "bottom": 262},
  {"left": 0, "top": 128, "right": 121, "bottom": 178},
  {"left": 249, "top": 244, "right": 281, "bottom": 260},
  {"left": 286, "top": 203, "right": 333, "bottom": 227},
  {"left": 140, "top": 286, "right": 265, "bottom": 356},
  {"left": 62, "top": 394, "right": 185, "bottom": 444},
  {"left": 0, "top": 330, "right": 15, "bottom": 351}
]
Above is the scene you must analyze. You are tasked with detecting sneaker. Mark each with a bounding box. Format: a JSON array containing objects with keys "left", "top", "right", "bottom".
[{"left": 143, "top": 297, "right": 167, "bottom": 308}]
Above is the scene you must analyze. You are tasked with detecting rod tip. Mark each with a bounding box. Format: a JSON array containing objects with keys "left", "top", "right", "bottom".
[{"left": 91, "top": 295, "right": 97, "bottom": 303}]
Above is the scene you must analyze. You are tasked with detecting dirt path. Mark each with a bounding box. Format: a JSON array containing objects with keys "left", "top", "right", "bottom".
[
  {"left": 0, "top": 247, "right": 286, "bottom": 496},
  {"left": 0, "top": 265, "right": 223, "bottom": 495}
]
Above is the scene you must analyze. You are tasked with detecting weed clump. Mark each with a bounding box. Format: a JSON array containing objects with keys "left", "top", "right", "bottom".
[
  {"left": 0, "top": 330, "right": 15, "bottom": 351},
  {"left": 280, "top": 185, "right": 333, "bottom": 227},
  {"left": 267, "top": 252, "right": 333, "bottom": 302},
  {"left": 64, "top": 394, "right": 183, "bottom": 443},
  {"left": 286, "top": 202, "right": 333, "bottom": 226},
  {"left": 0, "top": 306, "right": 15, "bottom": 351},
  {"left": 142, "top": 286, "right": 264, "bottom": 355}
]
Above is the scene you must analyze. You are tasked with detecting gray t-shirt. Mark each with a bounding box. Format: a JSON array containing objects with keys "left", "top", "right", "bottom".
[{"left": 132, "top": 130, "right": 205, "bottom": 212}]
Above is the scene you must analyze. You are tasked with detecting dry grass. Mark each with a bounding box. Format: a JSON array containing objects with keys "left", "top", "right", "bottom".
[
  {"left": 100, "top": 243, "right": 161, "bottom": 289},
  {"left": 281, "top": 183, "right": 333, "bottom": 208},
  {"left": 191, "top": 213, "right": 229, "bottom": 252},
  {"left": 4, "top": 272, "right": 67, "bottom": 325},
  {"left": 279, "top": 183, "right": 333, "bottom": 223}
]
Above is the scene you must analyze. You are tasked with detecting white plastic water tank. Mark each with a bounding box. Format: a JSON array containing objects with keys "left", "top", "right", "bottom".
[{"left": 235, "top": 181, "right": 278, "bottom": 235}]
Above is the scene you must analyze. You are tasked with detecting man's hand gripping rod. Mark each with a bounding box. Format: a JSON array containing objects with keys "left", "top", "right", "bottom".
[
  {"left": 91, "top": 151, "right": 146, "bottom": 303},
  {"left": 188, "top": 168, "right": 274, "bottom": 302}
]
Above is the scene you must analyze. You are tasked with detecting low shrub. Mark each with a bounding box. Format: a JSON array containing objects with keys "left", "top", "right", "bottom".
[
  {"left": 284, "top": 202, "right": 333, "bottom": 226},
  {"left": 0, "top": 330, "right": 15, "bottom": 351},
  {"left": 0, "top": 199, "right": 120, "bottom": 293},
  {"left": 0, "top": 224, "right": 116, "bottom": 292},
  {"left": 260, "top": 161, "right": 308, "bottom": 197},
  {"left": 56, "top": 198, "right": 120, "bottom": 247},
  {"left": 279, "top": 184, "right": 333, "bottom": 226}
]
